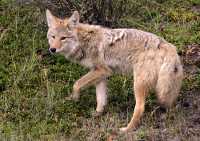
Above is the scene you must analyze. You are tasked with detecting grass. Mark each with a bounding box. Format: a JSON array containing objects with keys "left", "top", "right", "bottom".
[{"left": 0, "top": 0, "right": 200, "bottom": 140}]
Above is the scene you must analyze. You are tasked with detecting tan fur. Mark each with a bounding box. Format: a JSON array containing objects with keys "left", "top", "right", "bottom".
[{"left": 46, "top": 10, "right": 183, "bottom": 133}]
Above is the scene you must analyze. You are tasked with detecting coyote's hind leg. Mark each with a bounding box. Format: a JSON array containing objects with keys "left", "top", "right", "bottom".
[{"left": 120, "top": 78, "right": 147, "bottom": 133}]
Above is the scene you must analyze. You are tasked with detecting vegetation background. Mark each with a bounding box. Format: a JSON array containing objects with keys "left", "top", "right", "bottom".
[{"left": 0, "top": 0, "right": 200, "bottom": 140}]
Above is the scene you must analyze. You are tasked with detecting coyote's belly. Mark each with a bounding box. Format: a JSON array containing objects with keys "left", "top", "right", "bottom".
[{"left": 103, "top": 49, "right": 134, "bottom": 74}]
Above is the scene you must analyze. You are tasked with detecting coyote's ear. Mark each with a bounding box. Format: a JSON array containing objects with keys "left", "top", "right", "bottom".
[
  {"left": 46, "top": 9, "right": 59, "bottom": 28},
  {"left": 68, "top": 11, "right": 79, "bottom": 28}
]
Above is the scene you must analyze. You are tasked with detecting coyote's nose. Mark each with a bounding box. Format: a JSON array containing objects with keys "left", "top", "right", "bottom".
[{"left": 49, "top": 48, "right": 56, "bottom": 53}]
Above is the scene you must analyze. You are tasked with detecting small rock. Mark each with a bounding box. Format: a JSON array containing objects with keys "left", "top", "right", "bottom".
[{"left": 182, "top": 101, "right": 190, "bottom": 108}]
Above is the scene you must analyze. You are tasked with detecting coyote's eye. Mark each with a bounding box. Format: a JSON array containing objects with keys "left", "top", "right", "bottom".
[{"left": 60, "top": 37, "right": 67, "bottom": 41}]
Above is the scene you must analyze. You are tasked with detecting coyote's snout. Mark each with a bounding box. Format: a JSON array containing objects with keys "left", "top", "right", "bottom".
[{"left": 46, "top": 10, "right": 183, "bottom": 133}]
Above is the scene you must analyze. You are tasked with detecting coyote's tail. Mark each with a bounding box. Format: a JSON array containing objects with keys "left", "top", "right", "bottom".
[{"left": 156, "top": 43, "right": 183, "bottom": 107}]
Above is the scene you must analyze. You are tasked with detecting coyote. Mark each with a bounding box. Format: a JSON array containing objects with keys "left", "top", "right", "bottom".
[{"left": 46, "top": 10, "right": 183, "bottom": 132}]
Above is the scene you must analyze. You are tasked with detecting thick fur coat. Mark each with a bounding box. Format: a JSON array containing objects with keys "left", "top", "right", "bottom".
[{"left": 46, "top": 10, "right": 183, "bottom": 132}]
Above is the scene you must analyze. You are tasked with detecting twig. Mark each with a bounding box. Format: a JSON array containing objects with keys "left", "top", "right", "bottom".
[{"left": 0, "top": 28, "right": 9, "bottom": 42}]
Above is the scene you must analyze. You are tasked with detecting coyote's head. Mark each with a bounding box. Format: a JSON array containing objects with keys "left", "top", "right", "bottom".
[{"left": 46, "top": 10, "right": 81, "bottom": 58}]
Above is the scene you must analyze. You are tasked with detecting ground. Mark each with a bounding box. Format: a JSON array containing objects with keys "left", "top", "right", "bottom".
[{"left": 0, "top": 0, "right": 200, "bottom": 141}]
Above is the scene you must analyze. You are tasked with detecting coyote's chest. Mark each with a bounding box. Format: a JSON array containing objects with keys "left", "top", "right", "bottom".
[{"left": 80, "top": 58, "right": 94, "bottom": 68}]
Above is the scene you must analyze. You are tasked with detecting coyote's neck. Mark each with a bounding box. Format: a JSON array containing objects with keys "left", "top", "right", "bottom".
[
  {"left": 75, "top": 24, "right": 103, "bottom": 66},
  {"left": 76, "top": 23, "right": 103, "bottom": 43}
]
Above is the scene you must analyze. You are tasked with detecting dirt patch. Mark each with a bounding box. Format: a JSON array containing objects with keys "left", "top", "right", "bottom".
[{"left": 183, "top": 44, "right": 200, "bottom": 67}]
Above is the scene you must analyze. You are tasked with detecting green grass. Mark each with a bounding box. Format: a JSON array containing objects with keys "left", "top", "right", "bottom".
[{"left": 0, "top": 0, "right": 200, "bottom": 140}]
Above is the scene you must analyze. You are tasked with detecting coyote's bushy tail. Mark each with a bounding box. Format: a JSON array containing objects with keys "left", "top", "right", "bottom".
[{"left": 156, "top": 43, "right": 183, "bottom": 108}]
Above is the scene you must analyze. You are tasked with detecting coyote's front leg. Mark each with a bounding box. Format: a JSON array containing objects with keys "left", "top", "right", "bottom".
[
  {"left": 66, "top": 66, "right": 111, "bottom": 102},
  {"left": 93, "top": 79, "right": 108, "bottom": 117}
]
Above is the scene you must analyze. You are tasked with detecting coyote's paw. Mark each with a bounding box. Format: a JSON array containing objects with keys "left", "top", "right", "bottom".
[
  {"left": 119, "top": 126, "right": 137, "bottom": 133},
  {"left": 65, "top": 93, "right": 80, "bottom": 102},
  {"left": 92, "top": 111, "right": 104, "bottom": 117},
  {"left": 119, "top": 127, "right": 128, "bottom": 133},
  {"left": 92, "top": 106, "right": 108, "bottom": 117}
]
